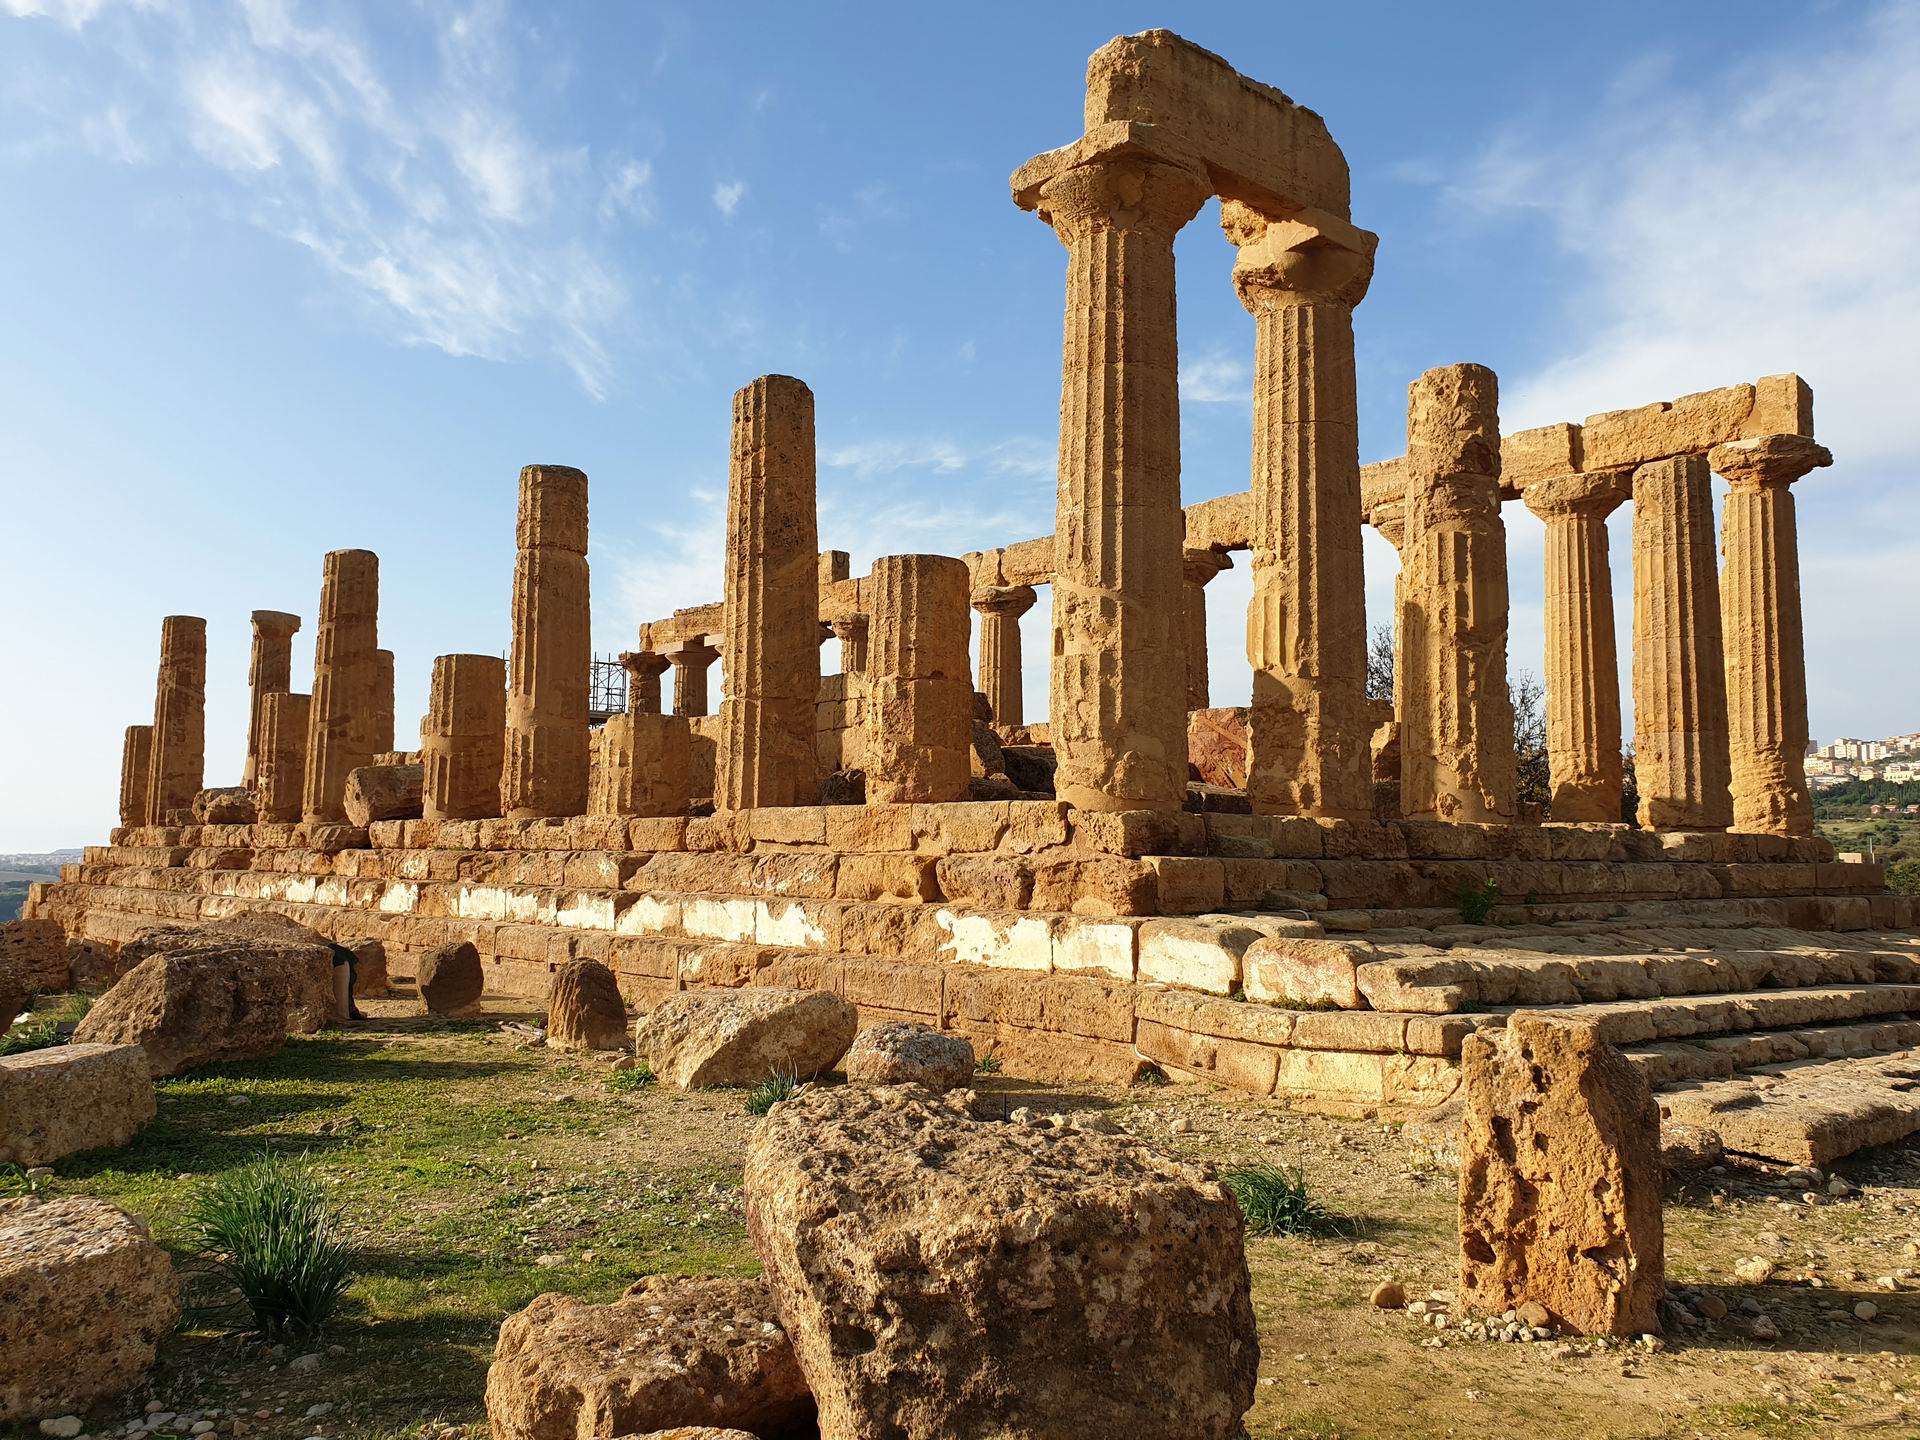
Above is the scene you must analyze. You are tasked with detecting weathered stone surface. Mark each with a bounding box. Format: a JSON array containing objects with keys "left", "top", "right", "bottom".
[
  {"left": 0, "top": 1043, "right": 155, "bottom": 1166},
  {"left": 418, "top": 941, "right": 484, "bottom": 1017},
  {"left": 546, "top": 958, "right": 628, "bottom": 1052},
  {"left": 343, "top": 763, "right": 425, "bottom": 827},
  {"left": 1187, "top": 707, "right": 1250, "bottom": 789},
  {"left": 1, "top": 921, "right": 70, "bottom": 993},
  {"left": 504, "top": 465, "right": 592, "bottom": 820},
  {"left": 66, "top": 940, "right": 128, "bottom": 994},
  {"left": 865, "top": 554, "right": 972, "bottom": 805},
  {"left": 255, "top": 690, "right": 311, "bottom": 824},
  {"left": 635, "top": 989, "right": 855, "bottom": 1089},
  {"left": 745, "top": 1084, "right": 1257, "bottom": 1440},
  {"left": 973, "top": 585, "right": 1035, "bottom": 728},
  {"left": 1179, "top": 547, "right": 1230, "bottom": 711},
  {"left": 843, "top": 1021, "right": 974, "bottom": 1092},
  {"left": 243, "top": 610, "right": 301, "bottom": 789},
  {"left": 192, "top": 786, "right": 257, "bottom": 825},
  {"left": 485, "top": 1275, "right": 813, "bottom": 1440},
  {"left": 591, "top": 713, "right": 692, "bottom": 818},
  {"left": 621, "top": 1430, "right": 761, "bottom": 1440},
  {"left": 302, "top": 549, "right": 381, "bottom": 825},
  {"left": 0, "top": 1196, "right": 179, "bottom": 1423},
  {"left": 111, "top": 913, "right": 334, "bottom": 1033},
  {"left": 145, "top": 615, "right": 206, "bottom": 826},
  {"left": 423, "top": 654, "right": 506, "bottom": 822},
  {"left": 0, "top": 970, "right": 23, "bottom": 1032},
  {"left": 118, "top": 724, "right": 153, "bottom": 829},
  {"left": 1458, "top": 1014, "right": 1664, "bottom": 1337},
  {"left": 345, "top": 937, "right": 389, "bottom": 997}
]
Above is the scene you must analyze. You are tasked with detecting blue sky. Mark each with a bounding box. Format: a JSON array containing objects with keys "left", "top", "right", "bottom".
[{"left": 3, "top": 0, "right": 1917, "bottom": 851}]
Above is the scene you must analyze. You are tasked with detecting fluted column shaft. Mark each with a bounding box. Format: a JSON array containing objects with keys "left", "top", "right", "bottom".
[
  {"left": 1179, "top": 550, "right": 1231, "bottom": 712},
  {"left": 1229, "top": 205, "right": 1378, "bottom": 818},
  {"left": 146, "top": 614, "right": 206, "bottom": 825},
  {"left": 256, "top": 691, "right": 311, "bottom": 823},
  {"left": 1400, "top": 365, "right": 1518, "bottom": 823},
  {"left": 717, "top": 375, "right": 820, "bottom": 809},
  {"left": 302, "top": 549, "right": 379, "bottom": 824},
  {"left": 503, "top": 465, "right": 591, "bottom": 819},
  {"left": 866, "top": 553, "right": 972, "bottom": 804},
  {"left": 668, "top": 643, "right": 719, "bottom": 716},
  {"left": 1524, "top": 473, "right": 1630, "bottom": 823},
  {"left": 973, "top": 585, "right": 1036, "bottom": 727},
  {"left": 372, "top": 648, "right": 395, "bottom": 754},
  {"left": 827, "top": 619, "right": 867, "bottom": 679},
  {"left": 243, "top": 610, "right": 300, "bottom": 788},
  {"left": 119, "top": 725, "right": 153, "bottom": 828},
  {"left": 1631, "top": 455, "right": 1732, "bottom": 830},
  {"left": 1032, "top": 151, "right": 1209, "bottom": 812},
  {"left": 620, "top": 651, "right": 670, "bottom": 715},
  {"left": 1710, "top": 434, "right": 1832, "bottom": 836},
  {"left": 422, "top": 653, "right": 506, "bottom": 821}
]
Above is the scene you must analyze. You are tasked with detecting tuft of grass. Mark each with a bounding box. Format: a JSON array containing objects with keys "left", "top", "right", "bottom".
[
  {"left": 1131, "top": 1064, "right": 1169, "bottom": 1088},
  {"left": 0, "top": 1162, "right": 32, "bottom": 1197},
  {"left": 1457, "top": 877, "right": 1500, "bottom": 925},
  {"left": 607, "top": 1060, "right": 655, "bottom": 1092},
  {"left": 972, "top": 1053, "right": 1002, "bottom": 1075},
  {"left": 0, "top": 1016, "right": 64, "bottom": 1056},
  {"left": 743, "top": 1067, "right": 800, "bottom": 1116},
  {"left": 1223, "top": 1163, "right": 1340, "bottom": 1238},
  {"left": 187, "top": 1151, "right": 352, "bottom": 1340}
]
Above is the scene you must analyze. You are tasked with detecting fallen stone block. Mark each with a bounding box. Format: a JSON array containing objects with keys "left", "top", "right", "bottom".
[
  {"left": 345, "top": 937, "right": 390, "bottom": 997},
  {"left": 843, "top": 1021, "right": 974, "bottom": 1092},
  {"left": 112, "top": 913, "right": 335, "bottom": 1033},
  {"left": 418, "top": 941, "right": 484, "bottom": 1017},
  {"left": 636, "top": 988, "right": 856, "bottom": 1089},
  {"left": 0, "top": 1043, "right": 155, "bottom": 1166},
  {"left": 0, "top": 920, "right": 70, "bottom": 993},
  {"left": 344, "top": 764, "right": 425, "bottom": 828},
  {"left": 191, "top": 787, "right": 257, "bottom": 824},
  {"left": 545, "top": 958, "right": 628, "bottom": 1051}
]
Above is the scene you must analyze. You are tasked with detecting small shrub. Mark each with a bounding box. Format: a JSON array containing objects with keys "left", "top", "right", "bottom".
[
  {"left": 973, "top": 1054, "right": 1002, "bottom": 1075},
  {"left": 1131, "top": 1065, "right": 1169, "bottom": 1088},
  {"left": 744, "top": 1068, "right": 800, "bottom": 1116},
  {"left": 607, "top": 1061, "right": 655, "bottom": 1093},
  {"left": 187, "top": 1153, "right": 351, "bottom": 1340},
  {"left": 0, "top": 1163, "right": 32, "bottom": 1198},
  {"left": 1222, "top": 1163, "right": 1338, "bottom": 1237},
  {"left": 1457, "top": 877, "right": 1500, "bottom": 925},
  {"left": 0, "top": 1017, "right": 63, "bottom": 1056}
]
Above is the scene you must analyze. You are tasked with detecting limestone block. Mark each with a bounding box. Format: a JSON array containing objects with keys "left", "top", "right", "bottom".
[
  {"left": 844, "top": 1020, "right": 974, "bottom": 1092},
  {"left": 634, "top": 987, "right": 856, "bottom": 1088},
  {"left": 591, "top": 712, "right": 692, "bottom": 818},
  {"left": 865, "top": 553, "right": 973, "bottom": 805},
  {"left": 503, "top": 466, "right": 592, "bottom": 819},
  {"left": 0, "top": 1043, "right": 155, "bottom": 1166},
  {"left": 422, "top": 653, "right": 506, "bottom": 822},
  {"left": 255, "top": 691, "right": 311, "bottom": 824},
  {"left": 545, "top": 958, "right": 628, "bottom": 1051},
  {"left": 418, "top": 940, "right": 484, "bottom": 1016},
  {"left": 0, "top": 920, "right": 70, "bottom": 992},
  {"left": 1138, "top": 917, "right": 1270, "bottom": 995},
  {"left": 1242, "top": 936, "right": 1371, "bottom": 1009},
  {"left": 343, "top": 764, "right": 424, "bottom": 828}
]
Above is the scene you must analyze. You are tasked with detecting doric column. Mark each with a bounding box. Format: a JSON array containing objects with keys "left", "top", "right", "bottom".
[
  {"left": 667, "top": 640, "right": 719, "bottom": 717},
  {"left": 242, "top": 610, "right": 300, "bottom": 788},
  {"left": 1368, "top": 500, "right": 1408, "bottom": 721},
  {"left": 1709, "top": 434, "right": 1832, "bottom": 836},
  {"left": 972, "top": 585, "right": 1036, "bottom": 727},
  {"left": 866, "top": 554, "right": 972, "bottom": 804},
  {"left": 1179, "top": 550, "right": 1230, "bottom": 713},
  {"left": 1631, "top": 455, "right": 1733, "bottom": 831},
  {"left": 301, "top": 549, "right": 379, "bottom": 824},
  {"left": 826, "top": 617, "right": 868, "bottom": 678},
  {"left": 1227, "top": 203, "right": 1378, "bottom": 819},
  {"left": 145, "top": 614, "right": 207, "bottom": 825},
  {"left": 119, "top": 725, "right": 153, "bottom": 828},
  {"left": 421, "top": 653, "right": 505, "bottom": 821},
  {"left": 502, "top": 464, "right": 591, "bottom": 819},
  {"left": 717, "top": 375, "right": 820, "bottom": 809},
  {"left": 619, "top": 651, "right": 670, "bottom": 715},
  {"left": 1399, "top": 364, "right": 1518, "bottom": 823},
  {"left": 372, "top": 648, "right": 396, "bottom": 754},
  {"left": 1020, "top": 141, "right": 1210, "bottom": 812},
  {"left": 591, "top": 713, "right": 691, "bottom": 818},
  {"left": 1523, "top": 472, "right": 1631, "bottom": 823},
  {"left": 255, "top": 691, "right": 311, "bottom": 824}
]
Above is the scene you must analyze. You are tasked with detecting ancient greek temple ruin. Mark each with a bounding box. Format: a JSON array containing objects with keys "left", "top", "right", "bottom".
[{"left": 28, "top": 31, "right": 1919, "bottom": 1166}]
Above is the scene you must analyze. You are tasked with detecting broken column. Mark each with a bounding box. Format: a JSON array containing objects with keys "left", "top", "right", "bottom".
[
  {"left": 242, "top": 610, "right": 300, "bottom": 788},
  {"left": 619, "top": 651, "right": 670, "bottom": 715},
  {"left": 1458, "top": 1014, "right": 1664, "bottom": 1337},
  {"left": 972, "top": 585, "right": 1035, "bottom": 727},
  {"left": 145, "top": 615, "right": 207, "bottom": 825},
  {"left": 667, "top": 639, "right": 720, "bottom": 716},
  {"left": 1631, "top": 456, "right": 1733, "bottom": 831},
  {"left": 1399, "top": 364, "right": 1518, "bottom": 822},
  {"left": 1180, "top": 550, "right": 1229, "bottom": 713},
  {"left": 301, "top": 549, "right": 380, "bottom": 825},
  {"left": 502, "top": 465, "right": 591, "bottom": 820},
  {"left": 866, "top": 554, "right": 973, "bottom": 804},
  {"left": 716, "top": 375, "right": 820, "bottom": 810},
  {"left": 1523, "top": 472, "right": 1631, "bottom": 823},
  {"left": 421, "top": 653, "right": 505, "bottom": 822},
  {"left": 1015, "top": 137, "right": 1210, "bottom": 812},
  {"left": 1228, "top": 203, "right": 1378, "bottom": 819},
  {"left": 255, "top": 691, "right": 311, "bottom": 824},
  {"left": 590, "top": 713, "right": 692, "bottom": 818},
  {"left": 372, "top": 648, "right": 396, "bottom": 755},
  {"left": 118, "top": 725, "right": 153, "bottom": 829},
  {"left": 1710, "top": 435, "right": 1832, "bottom": 837}
]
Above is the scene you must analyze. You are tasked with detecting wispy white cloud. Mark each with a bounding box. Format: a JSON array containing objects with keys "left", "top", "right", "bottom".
[
  {"left": 712, "top": 178, "right": 745, "bottom": 217},
  {"left": 824, "top": 435, "right": 1053, "bottom": 482},
  {"left": 600, "top": 156, "right": 654, "bottom": 223},
  {"left": 1180, "top": 349, "right": 1249, "bottom": 405}
]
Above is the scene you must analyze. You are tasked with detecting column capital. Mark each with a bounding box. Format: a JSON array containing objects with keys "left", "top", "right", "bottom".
[
  {"left": 972, "top": 584, "right": 1038, "bottom": 618},
  {"left": 663, "top": 638, "right": 719, "bottom": 664},
  {"left": 1522, "top": 469, "right": 1632, "bottom": 522},
  {"left": 618, "top": 650, "right": 670, "bottom": 682},
  {"left": 1223, "top": 200, "right": 1377, "bottom": 311},
  {"left": 1020, "top": 135, "right": 1212, "bottom": 249},
  {"left": 1367, "top": 499, "right": 1407, "bottom": 554},
  {"left": 1708, "top": 434, "right": 1833, "bottom": 492},
  {"left": 250, "top": 609, "right": 302, "bottom": 637},
  {"left": 1181, "top": 547, "right": 1233, "bottom": 586},
  {"left": 826, "top": 613, "right": 869, "bottom": 640}
]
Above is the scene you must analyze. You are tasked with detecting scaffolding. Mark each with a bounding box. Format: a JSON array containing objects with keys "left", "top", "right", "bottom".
[{"left": 588, "top": 654, "right": 627, "bottom": 724}]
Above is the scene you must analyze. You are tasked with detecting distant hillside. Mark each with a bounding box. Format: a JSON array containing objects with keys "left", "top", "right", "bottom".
[{"left": 0, "top": 849, "right": 77, "bottom": 922}]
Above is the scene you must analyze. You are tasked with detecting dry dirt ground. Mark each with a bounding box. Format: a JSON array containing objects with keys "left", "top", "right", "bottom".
[{"left": 6, "top": 991, "right": 1918, "bottom": 1440}]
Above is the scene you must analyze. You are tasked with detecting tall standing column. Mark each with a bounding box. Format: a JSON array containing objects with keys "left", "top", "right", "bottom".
[
  {"left": 502, "top": 465, "right": 591, "bottom": 819},
  {"left": 717, "top": 375, "right": 820, "bottom": 809},
  {"left": 1631, "top": 455, "right": 1733, "bottom": 831},
  {"left": 372, "top": 648, "right": 396, "bottom": 754},
  {"left": 1709, "top": 434, "right": 1831, "bottom": 836},
  {"left": 826, "top": 619, "right": 868, "bottom": 678},
  {"left": 667, "top": 640, "right": 719, "bottom": 716},
  {"left": 119, "top": 725, "right": 153, "bottom": 828},
  {"left": 1400, "top": 364, "right": 1518, "bottom": 823},
  {"left": 421, "top": 653, "right": 506, "bottom": 821},
  {"left": 1020, "top": 144, "right": 1210, "bottom": 812},
  {"left": 145, "top": 614, "right": 207, "bottom": 825},
  {"left": 1179, "top": 550, "right": 1230, "bottom": 713},
  {"left": 619, "top": 651, "right": 670, "bottom": 715},
  {"left": 972, "top": 585, "right": 1036, "bottom": 727},
  {"left": 866, "top": 554, "right": 973, "bottom": 804},
  {"left": 242, "top": 610, "right": 300, "bottom": 787},
  {"left": 1523, "top": 472, "right": 1631, "bottom": 823},
  {"left": 255, "top": 691, "right": 312, "bottom": 824},
  {"left": 302, "top": 549, "right": 380, "bottom": 825},
  {"left": 1368, "top": 500, "right": 1408, "bottom": 722},
  {"left": 1228, "top": 204, "right": 1378, "bottom": 818}
]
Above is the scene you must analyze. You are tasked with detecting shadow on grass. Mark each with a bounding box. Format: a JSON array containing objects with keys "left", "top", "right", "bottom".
[{"left": 1654, "top": 1283, "right": 1917, "bottom": 1357}]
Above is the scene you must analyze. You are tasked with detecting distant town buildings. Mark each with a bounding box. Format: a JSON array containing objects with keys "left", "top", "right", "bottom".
[{"left": 1804, "top": 731, "right": 1920, "bottom": 787}]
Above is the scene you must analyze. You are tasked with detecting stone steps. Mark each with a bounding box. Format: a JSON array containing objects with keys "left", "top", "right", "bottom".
[
  {"left": 1654, "top": 1049, "right": 1920, "bottom": 1166},
  {"left": 1626, "top": 1018, "right": 1920, "bottom": 1089},
  {"left": 1527, "top": 982, "right": 1920, "bottom": 1046}
]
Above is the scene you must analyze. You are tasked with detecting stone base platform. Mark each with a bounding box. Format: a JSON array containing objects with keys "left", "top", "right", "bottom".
[{"left": 22, "top": 805, "right": 1918, "bottom": 1164}]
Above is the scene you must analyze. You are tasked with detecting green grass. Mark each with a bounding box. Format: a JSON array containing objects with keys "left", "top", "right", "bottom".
[
  {"left": 973, "top": 1053, "right": 1002, "bottom": 1075},
  {"left": 187, "top": 1152, "right": 352, "bottom": 1339},
  {"left": 0, "top": 1015, "right": 62, "bottom": 1055},
  {"left": 743, "top": 1067, "right": 801, "bottom": 1116},
  {"left": 1223, "top": 1164, "right": 1341, "bottom": 1238},
  {"left": 607, "top": 1060, "right": 655, "bottom": 1092}
]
